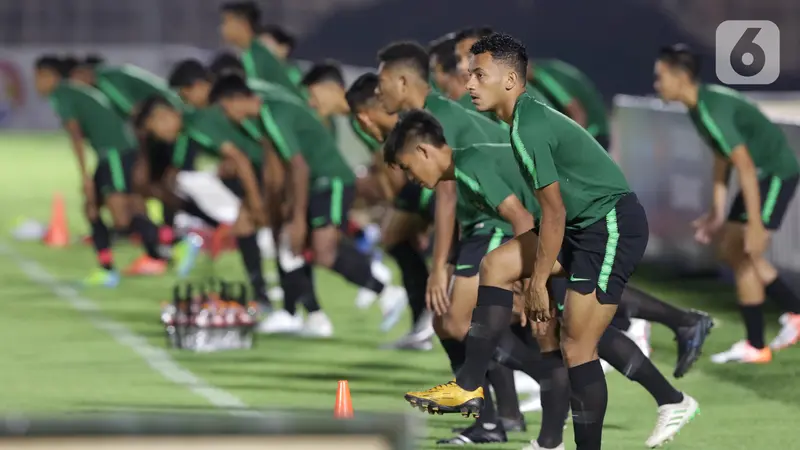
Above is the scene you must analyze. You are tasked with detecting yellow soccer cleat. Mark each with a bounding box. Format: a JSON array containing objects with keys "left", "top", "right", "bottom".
[{"left": 404, "top": 381, "right": 484, "bottom": 417}]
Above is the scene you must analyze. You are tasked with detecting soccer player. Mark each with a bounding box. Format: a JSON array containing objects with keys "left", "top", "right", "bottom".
[
  {"left": 406, "top": 33, "right": 700, "bottom": 450},
  {"left": 34, "top": 56, "right": 177, "bottom": 286},
  {"left": 655, "top": 44, "right": 800, "bottom": 362},
  {"left": 301, "top": 61, "right": 345, "bottom": 136},
  {"left": 219, "top": 1, "right": 305, "bottom": 99},
  {"left": 210, "top": 75, "right": 408, "bottom": 335},
  {"left": 258, "top": 23, "right": 304, "bottom": 89}
]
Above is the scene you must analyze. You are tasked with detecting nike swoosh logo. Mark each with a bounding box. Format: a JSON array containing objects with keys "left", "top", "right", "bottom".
[
  {"left": 557, "top": 303, "right": 565, "bottom": 311},
  {"left": 311, "top": 217, "right": 327, "bottom": 226},
  {"left": 570, "top": 275, "right": 591, "bottom": 282},
  {"left": 455, "top": 264, "right": 473, "bottom": 271}
]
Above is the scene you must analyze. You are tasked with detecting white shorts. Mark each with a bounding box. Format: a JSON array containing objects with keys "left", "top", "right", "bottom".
[{"left": 174, "top": 170, "right": 240, "bottom": 224}]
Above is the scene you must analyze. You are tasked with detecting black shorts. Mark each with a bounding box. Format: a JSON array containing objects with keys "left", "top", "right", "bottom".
[
  {"left": 146, "top": 137, "right": 198, "bottom": 181},
  {"left": 307, "top": 179, "right": 356, "bottom": 230},
  {"left": 94, "top": 149, "right": 137, "bottom": 201},
  {"left": 557, "top": 193, "right": 649, "bottom": 305},
  {"left": 221, "top": 164, "right": 264, "bottom": 199},
  {"left": 451, "top": 228, "right": 511, "bottom": 277},
  {"left": 727, "top": 174, "right": 798, "bottom": 230},
  {"left": 393, "top": 182, "right": 435, "bottom": 221}
]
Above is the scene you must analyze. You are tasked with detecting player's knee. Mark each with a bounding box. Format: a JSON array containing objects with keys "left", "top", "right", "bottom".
[
  {"left": 560, "top": 330, "right": 598, "bottom": 366},
  {"left": 479, "top": 251, "right": 506, "bottom": 285},
  {"left": 312, "top": 238, "right": 337, "bottom": 268},
  {"left": 440, "top": 315, "right": 470, "bottom": 341}
]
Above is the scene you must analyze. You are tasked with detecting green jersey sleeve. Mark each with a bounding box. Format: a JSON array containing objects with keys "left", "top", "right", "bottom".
[
  {"left": 534, "top": 67, "right": 573, "bottom": 108},
  {"left": 696, "top": 96, "right": 745, "bottom": 156},
  {"left": 49, "top": 88, "right": 77, "bottom": 122},
  {"left": 256, "top": 104, "right": 301, "bottom": 161},
  {"left": 511, "top": 97, "right": 559, "bottom": 190},
  {"left": 456, "top": 153, "right": 514, "bottom": 212},
  {"left": 242, "top": 40, "right": 305, "bottom": 99}
]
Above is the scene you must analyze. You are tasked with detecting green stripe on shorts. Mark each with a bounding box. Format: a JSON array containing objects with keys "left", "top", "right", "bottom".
[
  {"left": 597, "top": 208, "right": 619, "bottom": 293},
  {"left": 761, "top": 176, "right": 782, "bottom": 224},
  {"left": 107, "top": 149, "right": 126, "bottom": 192},
  {"left": 330, "top": 177, "right": 343, "bottom": 226},
  {"left": 487, "top": 227, "right": 505, "bottom": 253}
]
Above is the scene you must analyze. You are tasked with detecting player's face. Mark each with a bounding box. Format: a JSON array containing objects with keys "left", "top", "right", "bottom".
[
  {"left": 220, "top": 13, "right": 247, "bottom": 47},
  {"left": 34, "top": 68, "right": 59, "bottom": 96},
  {"left": 395, "top": 143, "right": 440, "bottom": 189},
  {"left": 456, "top": 38, "right": 478, "bottom": 76},
  {"left": 180, "top": 81, "right": 211, "bottom": 108},
  {"left": 70, "top": 67, "right": 94, "bottom": 86},
  {"left": 356, "top": 102, "right": 398, "bottom": 140},
  {"left": 307, "top": 82, "right": 341, "bottom": 117},
  {"left": 219, "top": 96, "right": 258, "bottom": 122},
  {"left": 466, "top": 52, "right": 505, "bottom": 111},
  {"left": 376, "top": 63, "right": 405, "bottom": 115},
  {"left": 259, "top": 34, "right": 289, "bottom": 60},
  {"left": 653, "top": 60, "right": 683, "bottom": 102},
  {"left": 148, "top": 106, "right": 182, "bottom": 142},
  {"left": 431, "top": 61, "right": 450, "bottom": 95}
]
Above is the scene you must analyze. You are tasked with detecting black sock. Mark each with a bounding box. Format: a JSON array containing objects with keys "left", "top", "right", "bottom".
[
  {"left": 510, "top": 322, "right": 535, "bottom": 348},
  {"left": 765, "top": 277, "right": 800, "bottom": 314},
  {"left": 486, "top": 365, "right": 521, "bottom": 421},
  {"left": 456, "top": 286, "right": 513, "bottom": 391},
  {"left": 181, "top": 199, "right": 220, "bottom": 228},
  {"left": 278, "top": 266, "right": 301, "bottom": 315},
  {"left": 537, "top": 351, "right": 570, "bottom": 449},
  {"left": 301, "top": 263, "right": 321, "bottom": 313},
  {"left": 130, "top": 214, "right": 162, "bottom": 260},
  {"left": 163, "top": 204, "right": 176, "bottom": 228},
  {"left": 388, "top": 242, "right": 428, "bottom": 325},
  {"left": 236, "top": 234, "right": 269, "bottom": 304},
  {"left": 493, "top": 328, "right": 542, "bottom": 382},
  {"left": 622, "top": 285, "right": 695, "bottom": 333},
  {"left": 739, "top": 304, "right": 765, "bottom": 349},
  {"left": 568, "top": 360, "right": 607, "bottom": 450},
  {"left": 477, "top": 379, "right": 499, "bottom": 426},
  {"left": 598, "top": 326, "right": 684, "bottom": 406},
  {"left": 331, "top": 240, "right": 384, "bottom": 293},
  {"left": 90, "top": 219, "right": 113, "bottom": 270},
  {"left": 440, "top": 338, "right": 466, "bottom": 374}
]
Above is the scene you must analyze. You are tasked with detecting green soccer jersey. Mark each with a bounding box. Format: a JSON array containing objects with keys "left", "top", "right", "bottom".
[
  {"left": 49, "top": 81, "right": 136, "bottom": 159},
  {"left": 511, "top": 93, "right": 629, "bottom": 230},
  {"left": 350, "top": 117, "right": 382, "bottom": 153},
  {"left": 453, "top": 143, "right": 543, "bottom": 237},
  {"left": 689, "top": 84, "right": 800, "bottom": 180},
  {"left": 244, "top": 94, "right": 355, "bottom": 189},
  {"left": 183, "top": 106, "right": 263, "bottom": 166},
  {"left": 533, "top": 60, "right": 608, "bottom": 138},
  {"left": 424, "top": 92, "right": 508, "bottom": 148},
  {"left": 242, "top": 39, "right": 306, "bottom": 100},
  {"left": 95, "top": 64, "right": 184, "bottom": 117}
]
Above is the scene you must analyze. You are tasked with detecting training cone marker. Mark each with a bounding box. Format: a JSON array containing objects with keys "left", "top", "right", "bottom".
[
  {"left": 43, "top": 193, "right": 69, "bottom": 248},
  {"left": 334, "top": 380, "right": 353, "bottom": 418}
]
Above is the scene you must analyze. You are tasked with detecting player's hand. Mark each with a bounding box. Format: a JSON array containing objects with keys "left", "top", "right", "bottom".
[
  {"left": 287, "top": 218, "right": 308, "bottom": 255},
  {"left": 744, "top": 223, "right": 769, "bottom": 256},
  {"left": 512, "top": 286, "right": 528, "bottom": 327},
  {"left": 525, "top": 279, "right": 553, "bottom": 328},
  {"left": 426, "top": 265, "right": 450, "bottom": 316},
  {"left": 251, "top": 202, "right": 268, "bottom": 228},
  {"left": 691, "top": 212, "right": 723, "bottom": 245}
]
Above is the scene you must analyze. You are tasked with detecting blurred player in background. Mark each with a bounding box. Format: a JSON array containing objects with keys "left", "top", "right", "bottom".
[
  {"left": 34, "top": 56, "right": 186, "bottom": 286},
  {"left": 301, "top": 61, "right": 345, "bottom": 135},
  {"left": 219, "top": 1, "right": 305, "bottom": 99},
  {"left": 656, "top": 44, "right": 800, "bottom": 364},
  {"left": 259, "top": 24, "right": 304, "bottom": 91}
]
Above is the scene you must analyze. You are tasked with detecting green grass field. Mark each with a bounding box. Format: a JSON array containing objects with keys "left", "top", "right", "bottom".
[{"left": 1, "top": 133, "right": 799, "bottom": 448}]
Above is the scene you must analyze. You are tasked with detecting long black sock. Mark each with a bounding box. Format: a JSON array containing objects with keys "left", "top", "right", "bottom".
[
  {"left": 236, "top": 234, "right": 269, "bottom": 305},
  {"left": 163, "top": 204, "right": 176, "bottom": 228},
  {"left": 130, "top": 214, "right": 162, "bottom": 260},
  {"left": 278, "top": 266, "right": 301, "bottom": 315},
  {"left": 739, "top": 304, "right": 766, "bottom": 349},
  {"left": 537, "top": 351, "right": 570, "bottom": 449},
  {"left": 622, "top": 286, "right": 696, "bottom": 333},
  {"left": 440, "top": 338, "right": 466, "bottom": 374},
  {"left": 181, "top": 199, "right": 220, "bottom": 228},
  {"left": 331, "top": 240, "right": 385, "bottom": 293},
  {"left": 765, "top": 277, "right": 800, "bottom": 314},
  {"left": 486, "top": 365, "right": 521, "bottom": 421},
  {"left": 90, "top": 218, "right": 113, "bottom": 270},
  {"left": 568, "top": 360, "right": 607, "bottom": 450},
  {"left": 301, "top": 263, "right": 321, "bottom": 313},
  {"left": 493, "top": 328, "right": 542, "bottom": 382},
  {"left": 598, "top": 326, "right": 683, "bottom": 406},
  {"left": 456, "top": 286, "right": 514, "bottom": 391},
  {"left": 388, "top": 242, "right": 428, "bottom": 325}
]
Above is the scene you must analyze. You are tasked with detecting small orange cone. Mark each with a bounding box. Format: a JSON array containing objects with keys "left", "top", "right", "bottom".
[
  {"left": 334, "top": 380, "right": 353, "bottom": 418},
  {"left": 43, "top": 193, "right": 69, "bottom": 248}
]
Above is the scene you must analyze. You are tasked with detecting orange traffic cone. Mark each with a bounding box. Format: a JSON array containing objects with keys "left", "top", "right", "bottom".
[
  {"left": 43, "top": 193, "right": 69, "bottom": 248},
  {"left": 334, "top": 380, "right": 353, "bottom": 419}
]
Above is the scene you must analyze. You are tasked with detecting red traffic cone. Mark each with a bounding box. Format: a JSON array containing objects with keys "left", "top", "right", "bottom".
[
  {"left": 43, "top": 193, "right": 69, "bottom": 248},
  {"left": 334, "top": 380, "right": 353, "bottom": 419}
]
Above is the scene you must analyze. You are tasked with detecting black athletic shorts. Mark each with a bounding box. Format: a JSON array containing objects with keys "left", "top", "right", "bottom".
[
  {"left": 557, "top": 193, "right": 649, "bottom": 305},
  {"left": 146, "top": 136, "right": 198, "bottom": 182},
  {"left": 307, "top": 178, "right": 356, "bottom": 231},
  {"left": 450, "top": 227, "right": 511, "bottom": 277},
  {"left": 221, "top": 163, "right": 264, "bottom": 199},
  {"left": 727, "top": 174, "right": 799, "bottom": 230},
  {"left": 394, "top": 182, "right": 436, "bottom": 221},
  {"left": 94, "top": 149, "right": 137, "bottom": 201}
]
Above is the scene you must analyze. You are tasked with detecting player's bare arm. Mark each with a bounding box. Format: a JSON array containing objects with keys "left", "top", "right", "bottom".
[
  {"left": 530, "top": 181, "right": 565, "bottom": 322},
  {"left": 564, "top": 99, "right": 587, "bottom": 128},
  {"left": 429, "top": 180, "right": 457, "bottom": 306},
  {"left": 220, "top": 141, "right": 265, "bottom": 226},
  {"left": 496, "top": 194, "right": 535, "bottom": 237}
]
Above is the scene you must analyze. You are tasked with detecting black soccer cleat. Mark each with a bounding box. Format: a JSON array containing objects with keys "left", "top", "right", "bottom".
[
  {"left": 674, "top": 310, "right": 714, "bottom": 378},
  {"left": 437, "top": 422, "right": 508, "bottom": 445},
  {"left": 452, "top": 415, "right": 526, "bottom": 434}
]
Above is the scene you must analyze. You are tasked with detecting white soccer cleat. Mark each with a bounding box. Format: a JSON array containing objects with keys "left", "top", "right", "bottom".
[
  {"left": 301, "top": 311, "right": 334, "bottom": 338},
  {"left": 378, "top": 286, "right": 408, "bottom": 332},
  {"left": 355, "top": 259, "right": 393, "bottom": 309},
  {"left": 380, "top": 311, "right": 435, "bottom": 350},
  {"left": 769, "top": 313, "right": 800, "bottom": 350},
  {"left": 257, "top": 310, "right": 302, "bottom": 334},
  {"left": 645, "top": 394, "right": 699, "bottom": 448},
  {"left": 710, "top": 340, "right": 772, "bottom": 364},
  {"left": 521, "top": 440, "right": 565, "bottom": 450},
  {"left": 626, "top": 318, "right": 652, "bottom": 358}
]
